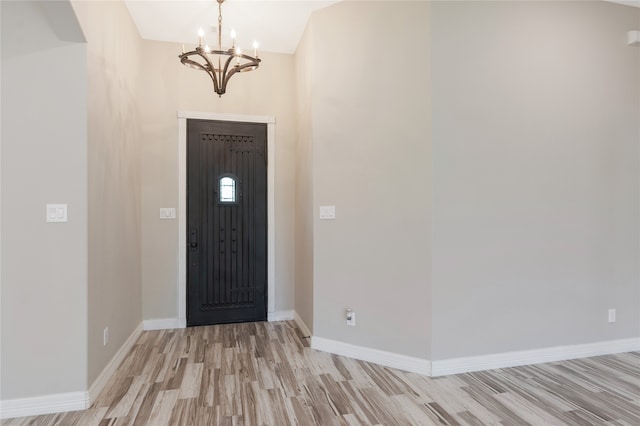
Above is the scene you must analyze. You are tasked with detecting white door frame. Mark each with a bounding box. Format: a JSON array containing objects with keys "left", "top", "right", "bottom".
[{"left": 177, "top": 111, "right": 276, "bottom": 328}]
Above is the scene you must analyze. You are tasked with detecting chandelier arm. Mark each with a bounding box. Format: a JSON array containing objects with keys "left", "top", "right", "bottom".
[
  {"left": 198, "top": 53, "right": 222, "bottom": 94},
  {"left": 219, "top": 54, "right": 237, "bottom": 94},
  {"left": 179, "top": 52, "right": 221, "bottom": 94},
  {"left": 233, "top": 56, "right": 261, "bottom": 73}
]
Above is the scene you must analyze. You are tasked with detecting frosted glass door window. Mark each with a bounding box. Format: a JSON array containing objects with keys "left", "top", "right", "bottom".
[{"left": 219, "top": 176, "right": 236, "bottom": 203}]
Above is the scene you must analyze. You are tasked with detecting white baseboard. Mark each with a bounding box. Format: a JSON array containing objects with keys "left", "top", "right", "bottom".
[
  {"left": 143, "top": 318, "right": 180, "bottom": 331},
  {"left": 0, "top": 323, "right": 145, "bottom": 419},
  {"left": 311, "top": 336, "right": 432, "bottom": 376},
  {"left": 88, "top": 323, "right": 143, "bottom": 402},
  {"left": 431, "top": 337, "right": 640, "bottom": 377},
  {"left": 308, "top": 335, "right": 639, "bottom": 378},
  {"left": 267, "top": 310, "right": 295, "bottom": 322},
  {"left": 0, "top": 391, "right": 89, "bottom": 420},
  {"left": 293, "top": 311, "right": 312, "bottom": 338}
]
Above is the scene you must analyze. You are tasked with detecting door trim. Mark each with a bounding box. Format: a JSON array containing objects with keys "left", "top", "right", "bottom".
[{"left": 177, "top": 111, "right": 276, "bottom": 328}]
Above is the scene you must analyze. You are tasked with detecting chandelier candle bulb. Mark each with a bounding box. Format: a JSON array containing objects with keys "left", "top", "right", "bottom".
[
  {"left": 230, "top": 29, "right": 236, "bottom": 47},
  {"left": 253, "top": 40, "right": 258, "bottom": 57},
  {"left": 198, "top": 28, "right": 204, "bottom": 46}
]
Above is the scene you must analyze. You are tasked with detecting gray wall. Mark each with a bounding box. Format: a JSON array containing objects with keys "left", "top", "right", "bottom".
[
  {"left": 71, "top": 0, "right": 144, "bottom": 385},
  {"left": 1, "top": 1, "right": 88, "bottom": 399},
  {"left": 302, "top": 1, "right": 432, "bottom": 358},
  {"left": 2, "top": 1, "right": 638, "bottom": 406},
  {"left": 296, "top": 0, "right": 638, "bottom": 362},
  {"left": 430, "top": 1, "right": 640, "bottom": 360},
  {"left": 138, "top": 41, "right": 297, "bottom": 321}
]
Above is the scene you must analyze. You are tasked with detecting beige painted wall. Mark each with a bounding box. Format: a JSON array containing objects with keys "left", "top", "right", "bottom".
[
  {"left": 1, "top": 1, "right": 88, "bottom": 398},
  {"left": 431, "top": 1, "right": 640, "bottom": 360},
  {"left": 293, "top": 20, "right": 316, "bottom": 332},
  {"left": 139, "top": 41, "right": 297, "bottom": 321},
  {"left": 305, "top": 1, "right": 431, "bottom": 358},
  {"left": 71, "top": 0, "right": 143, "bottom": 385}
]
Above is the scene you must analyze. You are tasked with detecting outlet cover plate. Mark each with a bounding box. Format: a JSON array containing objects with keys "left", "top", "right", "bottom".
[
  {"left": 160, "top": 208, "right": 176, "bottom": 219},
  {"left": 46, "top": 204, "right": 68, "bottom": 223},
  {"left": 347, "top": 311, "right": 356, "bottom": 326},
  {"left": 319, "top": 206, "right": 336, "bottom": 220}
]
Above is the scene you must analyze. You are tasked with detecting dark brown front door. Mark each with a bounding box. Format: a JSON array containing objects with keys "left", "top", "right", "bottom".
[{"left": 187, "top": 119, "right": 267, "bottom": 326}]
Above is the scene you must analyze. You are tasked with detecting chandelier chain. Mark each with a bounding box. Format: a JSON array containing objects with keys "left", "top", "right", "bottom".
[
  {"left": 218, "top": 1, "right": 222, "bottom": 50},
  {"left": 217, "top": 0, "right": 222, "bottom": 78}
]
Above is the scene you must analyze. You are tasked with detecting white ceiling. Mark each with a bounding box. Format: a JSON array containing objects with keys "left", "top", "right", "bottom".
[
  {"left": 124, "top": 0, "right": 640, "bottom": 55},
  {"left": 124, "top": 0, "right": 340, "bottom": 55}
]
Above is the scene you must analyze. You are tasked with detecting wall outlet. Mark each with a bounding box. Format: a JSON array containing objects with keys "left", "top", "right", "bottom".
[
  {"left": 346, "top": 309, "right": 356, "bottom": 326},
  {"left": 608, "top": 308, "right": 616, "bottom": 323},
  {"left": 103, "top": 327, "right": 109, "bottom": 346}
]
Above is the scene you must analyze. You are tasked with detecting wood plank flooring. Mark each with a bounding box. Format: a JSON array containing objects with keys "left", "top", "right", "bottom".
[{"left": 2, "top": 321, "right": 639, "bottom": 425}]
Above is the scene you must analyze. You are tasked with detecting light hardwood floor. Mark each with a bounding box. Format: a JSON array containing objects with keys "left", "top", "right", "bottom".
[{"left": 2, "top": 321, "right": 639, "bottom": 425}]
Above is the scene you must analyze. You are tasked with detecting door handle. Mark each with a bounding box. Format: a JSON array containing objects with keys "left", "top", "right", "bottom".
[{"left": 189, "top": 230, "right": 198, "bottom": 251}]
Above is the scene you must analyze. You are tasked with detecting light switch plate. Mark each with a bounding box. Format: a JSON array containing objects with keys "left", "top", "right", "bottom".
[
  {"left": 319, "top": 205, "right": 336, "bottom": 220},
  {"left": 160, "top": 207, "right": 176, "bottom": 219},
  {"left": 46, "top": 204, "right": 68, "bottom": 223}
]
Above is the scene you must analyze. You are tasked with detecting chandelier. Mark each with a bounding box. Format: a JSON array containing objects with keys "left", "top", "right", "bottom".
[{"left": 179, "top": 0, "right": 261, "bottom": 97}]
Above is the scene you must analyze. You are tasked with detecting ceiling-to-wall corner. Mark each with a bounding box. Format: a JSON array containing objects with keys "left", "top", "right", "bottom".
[
  {"left": 604, "top": 0, "right": 640, "bottom": 8},
  {"left": 41, "top": 0, "right": 85, "bottom": 42}
]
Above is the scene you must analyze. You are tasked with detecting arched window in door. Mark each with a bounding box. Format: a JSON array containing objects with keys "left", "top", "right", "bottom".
[{"left": 219, "top": 175, "right": 237, "bottom": 204}]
